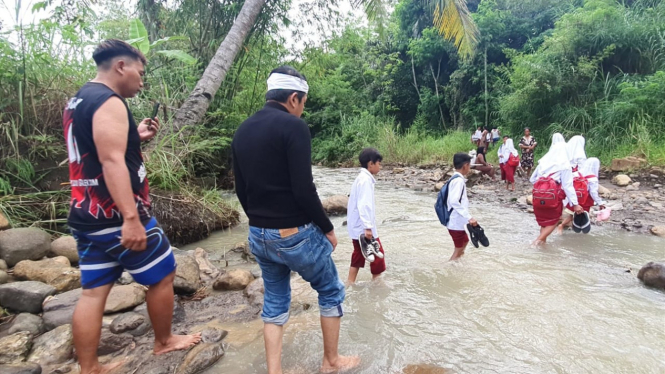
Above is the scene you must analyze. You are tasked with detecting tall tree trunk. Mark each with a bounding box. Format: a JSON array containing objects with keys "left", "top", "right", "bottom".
[
  {"left": 170, "top": 0, "right": 266, "bottom": 135},
  {"left": 484, "top": 46, "right": 489, "bottom": 128},
  {"left": 411, "top": 56, "right": 421, "bottom": 99},
  {"left": 429, "top": 62, "right": 446, "bottom": 129}
]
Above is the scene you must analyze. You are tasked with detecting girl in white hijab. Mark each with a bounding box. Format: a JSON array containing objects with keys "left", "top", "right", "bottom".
[
  {"left": 530, "top": 142, "right": 583, "bottom": 245},
  {"left": 498, "top": 138, "right": 519, "bottom": 190},
  {"left": 551, "top": 132, "right": 565, "bottom": 146},
  {"left": 557, "top": 157, "right": 606, "bottom": 233},
  {"left": 566, "top": 135, "right": 587, "bottom": 171}
]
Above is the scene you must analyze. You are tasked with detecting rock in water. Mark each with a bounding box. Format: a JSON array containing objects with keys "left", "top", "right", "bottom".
[
  {"left": 105, "top": 284, "right": 146, "bottom": 313},
  {"left": 213, "top": 269, "right": 255, "bottom": 291},
  {"left": 611, "top": 174, "right": 632, "bottom": 187},
  {"left": 0, "top": 332, "right": 32, "bottom": 364},
  {"left": 49, "top": 236, "right": 79, "bottom": 264},
  {"left": 110, "top": 312, "right": 150, "bottom": 336},
  {"left": 27, "top": 324, "right": 73, "bottom": 366},
  {"left": 0, "top": 281, "right": 56, "bottom": 313},
  {"left": 650, "top": 226, "right": 665, "bottom": 238},
  {"left": 321, "top": 195, "right": 349, "bottom": 215},
  {"left": 42, "top": 288, "right": 81, "bottom": 330},
  {"left": 0, "top": 363, "right": 42, "bottom": 374},
  {"left": 637, "top": 262, "right": 665, "bottom": 290},
  {"left": 13, "top": 257, "right": 81, "bottom": 293},
  {"left": 2, "top": 313, "right": 45, "bottom": 337},
  {"left": 176, "top": 342, "right": 225, "bottom": 374},
  {"left": 0, "top": 228, "right": 51, "bottom": 267},
  {"left": 244, "top": 277, "right": 264, "bottom": 306},
  {"left": 173, "top": 254, "right": 201, "bottom": 294},
  {"left": 97, "top": 328, "right": 133, "bottom": 356},
  {"left": 194, "top": 248, "right": 220, "bottom": 283}
]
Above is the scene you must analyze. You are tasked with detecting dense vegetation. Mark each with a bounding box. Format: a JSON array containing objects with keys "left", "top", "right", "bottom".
[{"left": 1, "top": 0, "right": 664, "bottom": 230}]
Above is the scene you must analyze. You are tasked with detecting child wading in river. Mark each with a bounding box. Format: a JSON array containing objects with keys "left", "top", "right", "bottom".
[{"left": 347, "top": 148, "right": 386, "bottom": 284}]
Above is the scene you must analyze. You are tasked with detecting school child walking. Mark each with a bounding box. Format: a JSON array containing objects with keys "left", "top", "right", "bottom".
[
  {"left": 498, "top": 137, "right": 519, "bottom": 191},
  {"left": 347, "top": 148, "right": 386, "bottom": 284},
  {"left": 557, "top": 157, "right": 606, "bottom": 233}
]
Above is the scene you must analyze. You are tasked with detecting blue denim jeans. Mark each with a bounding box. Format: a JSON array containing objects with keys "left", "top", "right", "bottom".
[{"left": 249, "top": 223, "right": 345, "bottom": 326}]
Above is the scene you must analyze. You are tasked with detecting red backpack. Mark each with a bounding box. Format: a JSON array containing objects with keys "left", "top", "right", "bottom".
[
  {"left": 532, "top": 173, "right": 565, "bottom": 208},
  {"left": 508, "top": 153, "right": 520, "bottom": 167},
  {"left": 572, "top": 172, "right": 590, "bottom": 206}
]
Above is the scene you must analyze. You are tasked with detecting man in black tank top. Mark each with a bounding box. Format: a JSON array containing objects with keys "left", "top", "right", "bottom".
[{"left": 64, "top": 40, "right": 200, "bottom": 374}]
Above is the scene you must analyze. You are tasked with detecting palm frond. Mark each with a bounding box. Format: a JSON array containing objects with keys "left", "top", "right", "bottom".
[
  {"left": 353, "top": 0, "right": 386, "bottom": 21},
  {"left": 429, "top": 0, "right": 479, "bottom": 59}
]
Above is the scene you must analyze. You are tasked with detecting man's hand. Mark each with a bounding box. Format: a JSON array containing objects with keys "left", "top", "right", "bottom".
[
  {"left": 364, "top": 229, "right": 373, "bottom": 240},
  {"left": 121, "top": 217, "right": 147, "bottom": 251},
  {"left": 138, "top": 117, "right": 160, "bottom": 142},
  {"left": 325, "top": 230, "right": 338, "bottom": 251},
  {"left": 468, "top": 218, "right": 478, "bottom": 226},
  {"left": 573, "top": 205, "right": 584, "bottom": 214}
]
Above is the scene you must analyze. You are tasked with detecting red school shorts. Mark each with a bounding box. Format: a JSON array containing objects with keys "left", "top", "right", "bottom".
[
  {"left": 351, "top": 238, "right": 386, "bottom": 275},
  {"left": 448, "top": 229, "right": 469, "bottom": 248}
]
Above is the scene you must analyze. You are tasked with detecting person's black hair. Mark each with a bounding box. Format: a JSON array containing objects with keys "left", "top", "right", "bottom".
[
  {"left": 92, "top": 39, "right": 147, "bottom": 69},
  {"left": 265, "top": 65, "right": 308, "bottom": 103},
  {"left": 524, "top": 127, "right": 531, "bottom": 131},
  {"left": 453, "top": 153, "right": 472, "bottom": 169},
  {"left": 359, "top": 148, "right": 383, "bottom": 168},
  {"left": 476, "top": 146, "right": 486, "bottom": 155},
  {"left": 503, "top": 134, "right": 509, "bottom": 139}
]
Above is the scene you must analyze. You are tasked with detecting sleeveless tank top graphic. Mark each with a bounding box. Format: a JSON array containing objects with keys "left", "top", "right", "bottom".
[{"left": 63, "top": 82, "right": 151, "bottom": 230}]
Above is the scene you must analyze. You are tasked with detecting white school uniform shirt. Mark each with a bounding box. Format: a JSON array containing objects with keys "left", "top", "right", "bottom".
[
  {"left": 347, "top": 168, "right": 378, "bottom": 239},
  {"left": 446, "top": 172, "right": 471, "bottom": 231}
]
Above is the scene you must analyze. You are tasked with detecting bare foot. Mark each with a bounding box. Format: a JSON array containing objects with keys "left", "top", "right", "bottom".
[
  {"left": 320, "top": 355, "right": 361, "bottom": 373},
  {"left": 153, "top": 333, "right": 202, "bottom": 355},
  {"left": 81, "top": 360, "right": 126, "bottom": 374},
  {"left": 556, "top": 225, "right": 564, "bottom": 235}
]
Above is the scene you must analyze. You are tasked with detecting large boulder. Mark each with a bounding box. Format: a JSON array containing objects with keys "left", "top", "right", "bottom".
[
  {"left": 321, "top": 195, "right": 349, "bottom": 215},
  {"left": 0, "top": 332, "right": 32, "bottom": 364},
  {"left": 97, "top": 328, "right": 133, "bottom": 356},
  {"left": 0, "top": 228, "right": 51, "bottom": 267},
  {"left": 194, "top": 248, "right": 220, "bottom": 283},
  {"left": 48, "top": 236, "right": 78, "bottom": 264},
  {"left": 244, "top": 277, "right": 264, "bottom": 307},
  {"left": 650, "top": 226, "right": 665, "bottom": 238},
  {"left": 110, "top": 312, "right": 150, "bottom": 337},
  {"left": 0, "top": 363, "right": 42, "bottom": 374},
  {"left": 0, "top": 313, "right": 44, "bottom": 338},
  {"left": 0, "top": 212, "right": 9, "bottom": 230},
  {"left": 213, "top": 269, "right": 255, "bottom": 291},
  {"left": 105, "top": 284, "right": 146, "bottom": 313},
  {"left": 176, "top": 342, "right": 225, "bottom": 374},
  {"left": 42, "top": 288, "right": 80, "bottom": 330},
  {"left": 0, "top": 281, "right": 56, "bottom": 313},
  {"left": 611, "top": 174, "right": 632, "bottom": 187},
  {"left": 637, "top": 262, "right": 665, "bottom": 290},
  {"left": 611, "top": 156, "right": 646, "bottom": 172},
  {"left": 173, "top": 254, "right": 200, "bottom": 295},
  {"left": 27, "top": 324, "right": 73, "bottom": 366},
  {"left": 13, "top": 257, "right": 80, "bottom": 293}
]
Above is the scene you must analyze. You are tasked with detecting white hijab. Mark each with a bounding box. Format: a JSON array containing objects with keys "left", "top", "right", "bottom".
[
  {"left": 499, "top": 139, "right": 518, "bottom": 161},
  {"left": 552, "top": 133, "right": 565, "bottom": 146},
  {"left": 536, "top": 142, "right": 571, "bottom": 177},
  {"left": 566, "top": 135, "right": 587, "bottom": 168},
  {"left": 580, "top": 157, "right": 600, "bottom": 182}
]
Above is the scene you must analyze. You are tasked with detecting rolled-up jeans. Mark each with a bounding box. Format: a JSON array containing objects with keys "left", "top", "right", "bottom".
[{"left": 249, "top": 223, "right": 345, "bottom": 326}]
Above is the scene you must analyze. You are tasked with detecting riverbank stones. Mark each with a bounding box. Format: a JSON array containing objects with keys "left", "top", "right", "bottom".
[
  {"left": 244, "top": 277, "right": 264, "bottom": 306},
  {"left": 27, "top": 324, "right": 73, "bottom": 366},
  {"left": 174, "top": 254, "right": 201, "bottom": 294},
  {"left": 49, "top": 236, "right": 78, "bottom": 264},
  {"left": 98, "top": 328, "right": 133, "bottom": 356},
  {"left": 0, "top": 332, "right": 32, "bottom": 364},
  {"left": 650, "top": 226, "right": 665, "bottom": 238},
  {"left": 638, "top": 262, "right": 665, "bottom": 290},
  {"left": 0, "top": 228, "right": 51, "bottom": 267},
  {"left": 13, "top": 257, "right": 80, "bottom": 293},
  {"left": 110, "top": 312, "right": 150, "bottom": 336},
  {"left": 213, "top": 269, "right": 254, "bottom": 291},
  {"left": 0, "top": 281, "right": 56, "bottom": 313},
  {"left": 0, "top": 363, "right": 42, "bottom": 374},
  {"left": 176, "top": 342, "right": 224, "bottom": 374},
  {"left": 0, "top": 313, "right": 45, "bottom": 338},
  {"left": 321, "top": 195, "right": 349, "bottom": 215},
  {"left": 105, "top": 284, "right": 146, "bottom": 313},
  {"left": 612, "top": 174, "right": 632, "bottom": 187},
  {"left": 0, "top": 270, "right": 9, "bottom": 284}
]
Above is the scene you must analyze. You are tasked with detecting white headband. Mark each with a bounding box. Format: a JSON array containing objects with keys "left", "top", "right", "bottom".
[{"left": 267, "top": 73, "right": 309, "bottom": 93}]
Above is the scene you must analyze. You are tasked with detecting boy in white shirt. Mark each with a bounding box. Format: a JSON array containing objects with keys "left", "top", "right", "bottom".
[
  {"left": 347, "top": 148, "right": 385, "bottom": 284},
  {"left": 447, "top": 153, "right": 479, "bottom": 261}
]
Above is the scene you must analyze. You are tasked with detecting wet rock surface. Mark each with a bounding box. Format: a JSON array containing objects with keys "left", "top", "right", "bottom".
[
  {"left": 638, "top": 262, "right": 665, "bottom": 290},
  {"left": 174, "top": 254, "right": 201, "bottom": 294}
]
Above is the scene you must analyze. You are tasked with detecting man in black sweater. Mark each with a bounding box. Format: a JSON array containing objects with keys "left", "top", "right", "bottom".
[{"left": 232, "top": 66, "right": 359, "bottom": 373}]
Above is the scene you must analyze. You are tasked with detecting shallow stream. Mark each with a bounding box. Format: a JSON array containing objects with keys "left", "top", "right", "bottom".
[{"left": 187, "top": 167, "right": 665, "bottom": 374}]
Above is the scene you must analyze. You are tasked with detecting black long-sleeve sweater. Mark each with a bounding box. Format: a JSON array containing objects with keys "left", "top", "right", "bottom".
[{"left": 231, "top": 101, "right": 333, "bottom": 233}]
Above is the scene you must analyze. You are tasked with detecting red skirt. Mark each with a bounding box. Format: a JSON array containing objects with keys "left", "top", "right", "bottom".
[
  {"left": 534, "top": 200, "right": 563, "bottom": 227},
  {"left": 500, "top": 163, "right": 506, "bottom": 181},
  {"left": 503, "top": 163, "right": 516, "bottom": 183}
]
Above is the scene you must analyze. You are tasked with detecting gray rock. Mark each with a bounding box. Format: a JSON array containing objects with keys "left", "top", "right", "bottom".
[
  {"left": 117, "top": 271, "right": 134, "bottom": 285},
  {"left": 48, "top": 236, "right": 78, "bottom": 264},
  {"left": 13, "top": 257, "right": 81, "bottom": 293},
  {"left": 194, "top": 248, "right": 219, "bottom": 284},
  {"left": 0, "top": 259, "right": 7, "bottom": 271},
  {"left": 244, "top": 277, "right": 264, "bottom": 307},
  {"left": 3, "top": 313, "right": 44, "bottom": 337},
  {"left": 213, "top": 269, "right": 254, "bottom": 291},
  {"left": 201, "top": 327, "right": 228, "bottom": 343},
  {"left": 0, "top": 270, "right": 9, "bottom": 284},
  {"left": 143, "top": 368, "right": 171, "bottom": 374},
  {"left": 0, "top": 332, "right": 32, "bottom": 364},
  {"left": 0, "top": 281, "right": 56, "bottom": 313},
  {"left": 0, "top": 363, "right": 42, "bottom": 374},
  {"left": 42, "top": 288, "right": 80, "bottom": 330},
  {"left": 612, "top": 174, "right": 632, "bottom": 187},
  {"left": 174, "top": 254, "right": 200, "bottom": 294},
  {"left": 97, "top": 328, "right": 133, "bottom": 356},
  {"left": 27, "top": 324, "right": 73, "bottom": 366},
  {"left": 321, "top": 195, "right": 349, "bottom": 215},
  {"left": 104, "top": 284, "right": 146, "bottom": 314},
  {"left": 638, "top": 262, "right": 665, "bottom": 290},
  {"left": 176, "top": 342, "right": 224, "bottom": 374},
  {"left": 0, "top": 228, "right": 51, "bottom": 267},
  {"left": 134, "top": 297, "right": 185, "bottom": 324},
  {"left": 110, "top": 312, "right": 150, "bottom": 336}
]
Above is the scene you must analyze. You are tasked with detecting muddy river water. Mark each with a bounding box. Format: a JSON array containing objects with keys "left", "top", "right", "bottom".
[{"left": 186, "top": 167, "right": 665, "bottom": 374}]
